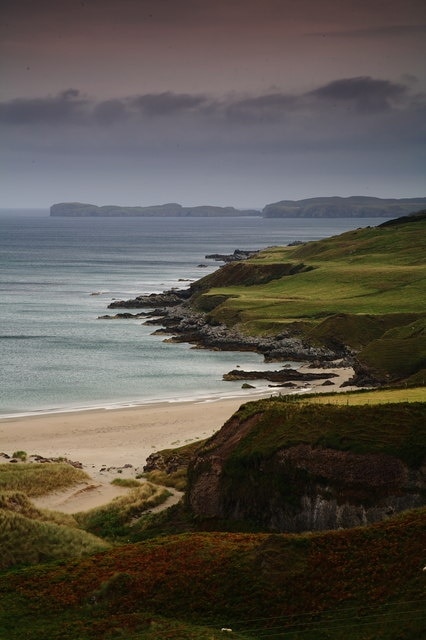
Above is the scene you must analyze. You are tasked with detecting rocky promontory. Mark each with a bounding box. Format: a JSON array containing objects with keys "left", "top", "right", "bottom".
[
  {"left": 144, "top": 303, "right": 340, "bottom": 362},
  {"left": 108, "top": 289, "right": 191, "bottom": 309},
  {"left": 106, "top": 292, "right": 342, "bottom": 362}
]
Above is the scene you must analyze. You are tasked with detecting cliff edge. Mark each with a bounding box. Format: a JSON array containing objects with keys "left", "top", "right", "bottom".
[{"left": 187, "top": 398, "right": 426, "bottom": 532}]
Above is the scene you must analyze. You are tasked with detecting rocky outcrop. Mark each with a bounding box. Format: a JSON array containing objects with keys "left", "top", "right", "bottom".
[
  {"left": 222, "top": 368, "right": 338, "bottom": 382},
  {"left": 205, "top": 249, "right": 259, "bottom": 262},
  {"left": 108, "top": 289, "right": 191, "bottom": 309},
  {"left": 187, "top": 401, "right": 426, "bottom": 532},
  {"left": 147, "top": 304, "right": 339, "bottom": 361},
  {"left": 104, "top": 271, "right": 341, "bottom": 360},
  {"left": 98, "top": 312, "right": 151, "bottom": 319}
]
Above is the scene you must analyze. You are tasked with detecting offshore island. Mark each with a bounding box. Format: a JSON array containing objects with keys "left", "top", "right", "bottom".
[
  {"left": 0, "top": 210, "right": 425, "bottom": 639},
  {"left": 50, "top": 195, "right": 426, "bottom": 218}
]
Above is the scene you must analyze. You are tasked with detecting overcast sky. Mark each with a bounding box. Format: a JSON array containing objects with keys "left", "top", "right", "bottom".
[{"left": 1, "top": 0, "right": 425, "bottom": 209}]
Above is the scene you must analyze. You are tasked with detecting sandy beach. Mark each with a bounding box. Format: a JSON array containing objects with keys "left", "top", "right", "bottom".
[{"left": 0, "top": 365, "right": 355, "bottom": 512}]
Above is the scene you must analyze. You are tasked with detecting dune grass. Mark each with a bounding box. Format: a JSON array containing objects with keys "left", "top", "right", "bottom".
[
  {"left": 143, "top": 468, "right": 188, "bottom": 491},
  {"left": 0, "top": 462, "right": 89, "bottom": 497},
  {"left": 110, "top": 477, "right": 141, "bottom": 488},
  {"left": 76, "top": 482, "right": 171, "bottom": 540},
  {"left": 0, "top": 509, "right": 109, "bottom": 571},
  {"left": 0, "top": 490, "right": 109, "bottom": 570}
]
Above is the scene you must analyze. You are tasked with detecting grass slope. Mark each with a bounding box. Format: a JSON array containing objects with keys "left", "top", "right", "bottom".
[
  {"left": 191, "top": 212, "right": 426, "bottom": 382},
  {"left": 222, "top": 399, "right": 426, "bottom": 466},
  {"left": 0, "top": 462, "right": 89, "bottom": 497},
  {"left": 0, "top": 508, "right": 424, "bottom": 639},
  {"left": 197, "top": 213, "right": 426, "bottom": 330},
  {"left": 0, "top": 491, "right": 109, "bottom": 570}
]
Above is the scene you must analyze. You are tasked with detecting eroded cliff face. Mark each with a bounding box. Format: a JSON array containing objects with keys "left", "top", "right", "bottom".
[{"left": 187, "top": 404, "right": 425, "bottom": 533}]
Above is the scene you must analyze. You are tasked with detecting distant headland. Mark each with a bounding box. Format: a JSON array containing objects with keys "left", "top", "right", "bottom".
[{"left": 50, "top": 196, "right": 426, "bottom": 218}]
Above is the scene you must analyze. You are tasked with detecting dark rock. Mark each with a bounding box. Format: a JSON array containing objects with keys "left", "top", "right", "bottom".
[
  {"left": 142, "top": 304, "right": 339, "bottom": 363},
  {"left": 223, "top": 369, "right": 338, "bottom": 382},
  {"left": 268, "top": 382, "right": 298, "bottom": 388},
  {"left": 205, "top": 249, "right": 259, "bottom": 262},
  {"left": 108, "top": 288, "right": 191, "bottom": 309},
  {"left": 98, "top": 312, "right": 150, "bottom": 319},
  {"left": 342, "top": 360, "right": 382, "bottom": 387}
]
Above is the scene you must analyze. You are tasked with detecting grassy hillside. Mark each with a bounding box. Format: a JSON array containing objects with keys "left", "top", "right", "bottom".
[
  {"left": 0, "top": 508, "right": 425, "bottom": 639},
  {"left": 218, "top": 398, "right": 426, "bottom": 466},
  {"left": 194, "top": 212, "right": 425, "bottom": 328},
  {"left": 190, "top": 212, "right": 426, "bottom": 381}
]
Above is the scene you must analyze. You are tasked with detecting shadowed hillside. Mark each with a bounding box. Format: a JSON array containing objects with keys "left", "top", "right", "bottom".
[{"left": 1, "top": 508, "right": 425, "bottom": 639}]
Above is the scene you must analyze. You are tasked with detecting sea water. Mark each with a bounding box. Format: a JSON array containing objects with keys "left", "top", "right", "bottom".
[{"left": 0, "top": 213, "right": 386, "bottom": 416}]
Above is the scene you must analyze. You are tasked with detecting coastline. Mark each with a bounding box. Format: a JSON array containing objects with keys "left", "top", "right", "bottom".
[
  {"left": 0, "top": 364, "right": 355, "bottom": 470},
  {"left": 0, "top": 364, "right": 356, "bottom": 513}
]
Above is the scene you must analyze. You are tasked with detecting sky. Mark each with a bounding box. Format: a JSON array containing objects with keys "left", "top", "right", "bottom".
[{"left": 1, "top": 0, "right": 425, "bottom": 209}]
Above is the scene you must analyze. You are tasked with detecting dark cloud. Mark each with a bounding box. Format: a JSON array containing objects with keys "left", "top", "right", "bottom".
[
  {"left": 0, "top": 89, "right": 88, "bottom": 125},
  {"left": 93, "top": 99, "right": 127, "bottom": 125},
  {"left": 0, "top": 90, "right": 211, "bottom": 125},
  {"left": 309, "top": 76, "right": 407, "bottom": 112},
  {"left": 129, "top": 92, "right": 209, "bottom": 117},
  {"left": 1, "top": 77, "right": 423, "bottom": 158},
  {"left": 224, "top": 93, "right": 297, "bottom": 122}
]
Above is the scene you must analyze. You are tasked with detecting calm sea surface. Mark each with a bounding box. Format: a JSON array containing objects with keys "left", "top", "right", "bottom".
[{"left": 0, "top": 213, "right": 387, "bottom": 416}]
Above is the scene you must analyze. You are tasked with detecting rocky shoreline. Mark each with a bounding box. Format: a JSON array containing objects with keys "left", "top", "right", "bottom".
[
  {"left": 100, "top": 245, "right": 381, "bottom": 389},
  {"left": 104, "top": 287, "right": 357, "bottom": 375}
]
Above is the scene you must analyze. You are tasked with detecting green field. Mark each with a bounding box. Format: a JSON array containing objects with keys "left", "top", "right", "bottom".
[
  {"left": 195, "top": 215, "right": 426, "bottom": 334},
  {"left": 190, "top": 213, "right": 426, "bottom": 383}
]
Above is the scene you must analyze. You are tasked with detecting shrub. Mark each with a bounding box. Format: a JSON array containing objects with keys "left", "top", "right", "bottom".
[{"left": 12, "top": 450, "right": 27, "bottom": 461}]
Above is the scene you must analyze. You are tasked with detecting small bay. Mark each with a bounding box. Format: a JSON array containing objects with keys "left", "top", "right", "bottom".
[{"left": 0, "top": 213, "right": 387, "bottom": 416}]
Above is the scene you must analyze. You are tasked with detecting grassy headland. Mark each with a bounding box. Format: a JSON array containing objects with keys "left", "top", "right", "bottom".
[{"left": 190, "top": 211, "right": 426, "bottom": 383}]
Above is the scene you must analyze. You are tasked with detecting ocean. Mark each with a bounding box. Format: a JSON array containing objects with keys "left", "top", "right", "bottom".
[{"left": 0, "top": 213, "right": 386, "bottom": 417}]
